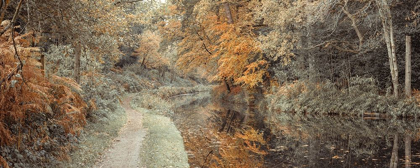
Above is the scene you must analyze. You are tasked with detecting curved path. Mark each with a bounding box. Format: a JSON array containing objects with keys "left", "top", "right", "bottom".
[{"left": 94, "top": 96, "right": 146, "bottom": 168}]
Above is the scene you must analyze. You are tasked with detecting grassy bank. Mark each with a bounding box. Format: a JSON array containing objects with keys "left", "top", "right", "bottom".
[
  {"left": 263, "top": 78, "right": 420, "bottom": 118},
  {"left": 130, "top": 86, "right": 212, "bottom": 168},
  {"left": 60, "top": 105, "right": 126, "bottom": 167},
  {"left": 140, "top": 111, "right": 189, "bottom": 168}
]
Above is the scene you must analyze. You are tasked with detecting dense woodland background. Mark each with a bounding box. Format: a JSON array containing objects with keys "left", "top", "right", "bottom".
[{"left": 0, "top": 0, "right": 420, "bottom": 167}]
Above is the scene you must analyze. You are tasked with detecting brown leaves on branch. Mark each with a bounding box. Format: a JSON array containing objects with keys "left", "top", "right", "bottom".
[
  {"left": 0, "top": 155, "right": 9, "bottom": 168},
  {"left": 134, "top": 31, "right": 169, "bottom": 70},
  {"left": 176, "top": 1, "right": 270, "bottom": 88}
]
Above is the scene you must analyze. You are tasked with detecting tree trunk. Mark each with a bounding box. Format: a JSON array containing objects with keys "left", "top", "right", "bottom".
[
  {"left": 0, "top": 0, "right": 9, "bottom": 23},
  {"left": 307, "top": 35, "right": 314, "bottom": 78},
  {"left": 41, "top": 54, "right": 45, "bottom": 77},
  {"left": 224, "top": 3, "right": 233, "bottom": 24},
  {"left": 308, "top": 47, "right": 315, "bottom": 81},
  {"left": 224, "top": 78, "right": 231, "bottom": 93},
  {"left": 390, "top": 19, "right": 399, "bottom": 98},
  {"left": 390, "top": 134, "right": 398, "bottom": 168},
  {"left": 309, "top": 137, "right": 320, "bottom": 167},
  {"left": 377, "top": 0, "right": 398, "bottom": 97},
  {"left": 222, "top": 2, "right": 233, "bottom": 94},
  {"left": 405, "top": 35, "right": 412, "bottom": 97},
  {"left": 74, "top": 43, "right": 81, "bottom": 84},
  {"left": 141, "top": 56, "right": 146, "bottom": 69},
  {"left": 405, "top": 135, "right": 411, "bottom": 168},
  {"left": 305, "top": 2, "right": 316, "bottom": 81},
  {"left": 170, "top": 71, "right": 174, "bottom": 83},
  {"left": 342, "top": 2, "right": 363, "bottom": 50}
]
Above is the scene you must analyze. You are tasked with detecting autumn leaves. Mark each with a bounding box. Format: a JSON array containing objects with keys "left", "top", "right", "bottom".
[{"left": 176, "top": 1, "right": 269, "bottom": 89}]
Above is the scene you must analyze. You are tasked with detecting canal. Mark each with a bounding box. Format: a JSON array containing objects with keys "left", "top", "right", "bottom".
[{"left": 171, "top": 93, "right": 420, "bottom": 168}]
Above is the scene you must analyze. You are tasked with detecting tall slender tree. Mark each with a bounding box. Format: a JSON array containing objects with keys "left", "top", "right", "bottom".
[
  {"left": 376, "top": 0, "right": 399, "bottom": 97},
  {"left": 405, "top": 35, "right": 412, "bottom": 97}
]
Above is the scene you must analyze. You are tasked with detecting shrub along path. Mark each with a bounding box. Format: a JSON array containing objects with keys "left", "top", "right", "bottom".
[{"left": 93, "top": 95, "right": 146, "bottom": 168}]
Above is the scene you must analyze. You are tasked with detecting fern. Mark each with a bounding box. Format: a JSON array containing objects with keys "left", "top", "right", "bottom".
[
  {"left": 0, "top": 155, "right": 9, "bottom": 168},
  {"left": 0, "top": 28, "right": 88, "bottom": 164}
]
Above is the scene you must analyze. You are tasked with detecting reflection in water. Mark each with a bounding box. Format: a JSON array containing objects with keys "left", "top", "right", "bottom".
[
  {"left": 405, "top": 135, "right": 412, "bottom": 168},
  {"left": 172, "top": 94, "right": 266, "bottom": 168},
  {"left": 172, "top": 93, "right": 420, "bottom": 168},
  {"left": 267, "top": 113, "right": 420, "bottom": 168}
]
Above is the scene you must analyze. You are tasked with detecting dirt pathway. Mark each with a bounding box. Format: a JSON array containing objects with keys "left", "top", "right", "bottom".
[{"left": 94, "top": 96, "right": 146, "bottom": 168}]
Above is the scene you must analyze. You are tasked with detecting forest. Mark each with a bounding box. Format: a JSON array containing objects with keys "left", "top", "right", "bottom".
[{"left": 0, "top": 0, "right": 420, "bottom": 167}]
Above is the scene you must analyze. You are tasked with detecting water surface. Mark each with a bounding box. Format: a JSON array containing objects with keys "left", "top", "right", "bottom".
[{"left": 172, "top": 94, "right": 420, "bottom": 168}]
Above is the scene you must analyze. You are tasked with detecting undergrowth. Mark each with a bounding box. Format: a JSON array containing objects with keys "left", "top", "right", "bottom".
[
  {"left": 0, "top": 32, "right": 178, "bottom": 167},
  {"left": 0, "top": 23, "right": 209, "bottom": 167},
  {"left": 0, "top": 31, "right": 88, "bottom": 167},
  {"left": 58, "top": 72, "right": 128, "bottom": 167},
  {"left": 264, "top": 77, "right": 420, "bottom": 118},
  {"left": 131, "top": 85, "right": 211, "bottom": 116}
]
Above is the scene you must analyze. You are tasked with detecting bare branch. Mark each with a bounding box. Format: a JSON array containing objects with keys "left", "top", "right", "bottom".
[
  {"left": 0, "top": 0, "right": 25, "bottom": 87},
  {"left": 11, "top": 0, "right": 25, "bottom": 69},
  {"left": 114, "top": 0, "right": 143, "bottom": 6},
  {"left": 301, "top": 40, "right": 359, "bottom": 53},
  {"left": 341, "top": 1, "right": 371, "bottom": 51},
  {"left": 196, "top": 31, "right": 212, "bottom": 55}
]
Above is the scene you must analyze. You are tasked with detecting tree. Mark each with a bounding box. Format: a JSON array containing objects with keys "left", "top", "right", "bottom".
[
  {"left": 405, "top": 134, "right": 412, "bottom": 168},
  {"left": 405, "top": 35, "right": 412, "bottom": 97},
  {"left": 172, "top": 0, "right": 420, "bottom": 97},
  {"left": 134, "top": 30, "right": 169, "bottom": 70},
  {"left": 20, "top": 0, "right": 148, "bottom": 82},
  {"left": 376, "top": 0, "right": 399, "bottom": 97},
  {"left": 255, "top": 0, "right": 420, "bottom": 96},
  {"left": 390, "top": 134, "right": 398, "bottom": 168},
  {"left": 0, "top": 13, "right": 88, "bottom": 168},
  {"left": 75, "top": 42, "right": 81, "bottom": 84},
  {"left": 176, "top": 0, "right": 268, "bottom": 89}
]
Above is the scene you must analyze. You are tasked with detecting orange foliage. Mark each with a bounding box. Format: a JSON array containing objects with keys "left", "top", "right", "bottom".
[
  {"left": 134, "top": 31, "right": 169, "bottom": 69},
  {"left": 158, "top": 19, "right": 182, "bottom": 42},
  {"left": 211, "top": 128, "right": 267, "bottom": 168},
  {"left": 176, "top": 1, "right": 269, "bottom": 88},
  {"left": 230, "top": 86, "right": 243, "bottom": 95},
  {"left": 413, "top": 89, "right": 420, "bottom": 104},
  {"left": 0, "top": 27, "right": 87, "bottom": 152},
  {"left": 236, "top": 60, "right": 269, "bottom": 88},
  {"left": 0, "top": 155, "right": 9, "bottom": 168},
  {"left": 213, "top": 24, "right": 263, "bottom": 83},
  {"left": 179, "top": 103, "right": 267, "bottom": 168}
]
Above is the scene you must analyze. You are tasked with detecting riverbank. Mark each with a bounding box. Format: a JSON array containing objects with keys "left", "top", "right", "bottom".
[
  {"left": 262, "top": 79, "right": 420, "bottom": 118},
  {"left": 130, "top": 85, "right": 212, "bottom": 168},
  {"left": 208, "top": 80, "right": 420, "bottom": 167}
]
